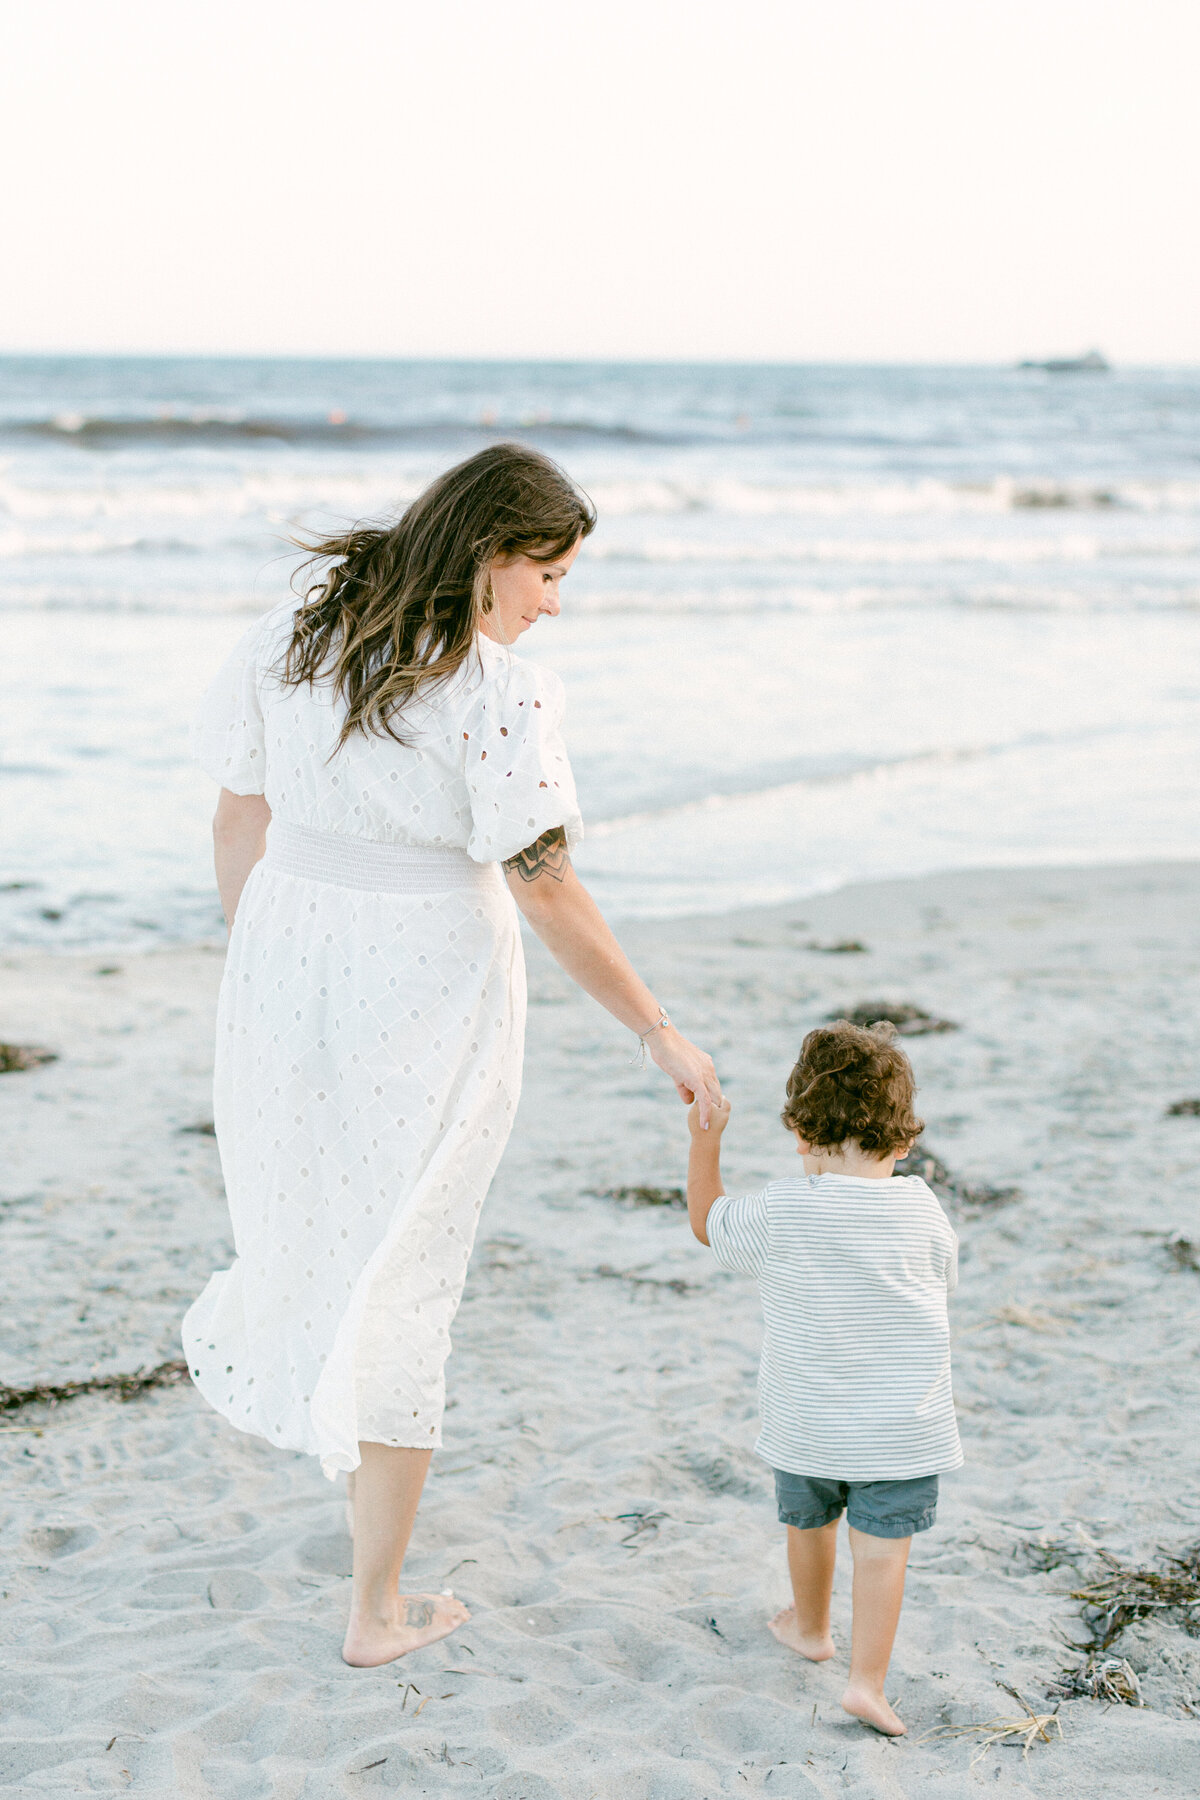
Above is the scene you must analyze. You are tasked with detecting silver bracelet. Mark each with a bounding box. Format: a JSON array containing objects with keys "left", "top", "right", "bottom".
[{"left": 630, "top": 1009, "right": 671, "bottom": 1068}]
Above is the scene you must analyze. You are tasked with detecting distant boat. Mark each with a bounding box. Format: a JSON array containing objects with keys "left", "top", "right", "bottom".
[{"left": 1018, "top": 349, "right": 1110, "bottom": 373}]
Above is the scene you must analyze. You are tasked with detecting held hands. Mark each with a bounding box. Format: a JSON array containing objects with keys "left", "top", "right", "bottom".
[
  {"left": 646, "top": 1023, "right": 722, "bottom": 1126},
  {"left": 688, "top": 1093, "right": 731, "bottom": 1138},
  {"left": 685, "top": 1092, "right": 729, "bottom": 1244}
]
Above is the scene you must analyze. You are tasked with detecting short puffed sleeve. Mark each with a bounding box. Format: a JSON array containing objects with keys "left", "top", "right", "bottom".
[
  {"left": 463, "top": 654, "right": 584, "bottom": 864},
  {"left": 944, "top": 1228, "right": 959, "bottom": 1294},
  {"left": 191, "top": 614, "right": 270, "bottom": 794},
  {"left": 706, "top": 1190, "right": 771, "bottom": 1275}
]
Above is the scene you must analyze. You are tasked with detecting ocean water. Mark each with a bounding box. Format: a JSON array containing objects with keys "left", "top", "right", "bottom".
[{"left": 3, "top": 356, "right": 1199, "bottom": 945}]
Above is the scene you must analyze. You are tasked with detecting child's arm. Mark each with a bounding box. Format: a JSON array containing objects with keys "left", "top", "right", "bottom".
[{"left": 687, "top": 1095, "right": 731, "bottom": 1244}]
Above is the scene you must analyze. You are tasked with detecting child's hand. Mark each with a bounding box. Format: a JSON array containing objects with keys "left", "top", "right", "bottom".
[{"left": 688, "top": 1094, "right": 730, "bottom": 1138}]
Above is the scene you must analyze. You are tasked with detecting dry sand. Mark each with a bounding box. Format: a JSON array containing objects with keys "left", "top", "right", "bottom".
[{"left": 2, "top": 860, "right": 1199, "bottom": 1797}]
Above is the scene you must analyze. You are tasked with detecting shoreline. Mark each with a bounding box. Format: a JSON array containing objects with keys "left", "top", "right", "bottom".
[
  {"left": 2, "top": 858, "right": 1199, "bottom": 1793},
  {"left": 7, "top": 847, "right": 1200, "bottom": 960}
]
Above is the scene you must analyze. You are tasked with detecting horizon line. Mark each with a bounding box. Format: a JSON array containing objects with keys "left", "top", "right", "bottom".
[{"left": 2, "top": 347, "right": 1199, "bottom": 372}]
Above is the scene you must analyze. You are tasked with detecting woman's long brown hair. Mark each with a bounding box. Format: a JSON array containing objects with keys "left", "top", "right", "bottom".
[{"left": 278, "top": 443, "right": 595, "bottom": 748}]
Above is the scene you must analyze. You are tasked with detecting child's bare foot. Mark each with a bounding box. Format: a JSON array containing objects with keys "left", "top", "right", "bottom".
[
  {"left": 342, "top": 1592, "right": 469, "bottom": 1667},
  {"left": 768, "top": 1606, "right": 835, "bottom": 1661},
  {"left": 841, "top": 1681, "right": 906, "bottom": 1735}
]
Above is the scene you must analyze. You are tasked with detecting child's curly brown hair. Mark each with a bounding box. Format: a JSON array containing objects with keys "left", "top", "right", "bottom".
[{"left": 781, "top": 1020, "right": 924, "bottom": 1157}]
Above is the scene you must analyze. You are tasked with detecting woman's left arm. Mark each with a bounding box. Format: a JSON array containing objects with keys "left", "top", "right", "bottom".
[
  {"left": 504, "top": 827, "right": 722, "bottom": 1124},
  {"left": 213, "top": 789, "right": 272, "bottom": 930}
]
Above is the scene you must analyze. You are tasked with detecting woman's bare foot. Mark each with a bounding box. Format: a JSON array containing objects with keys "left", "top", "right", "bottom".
[
  {"left": 767, "top": 1606, "right": 835, "bottom": 1662},
  {"left": 342, "top": 1592, "right": 470, "bottom": 1668},
  {"left": 841, "top": 1681, "right": 906, "bottom": 1735}
]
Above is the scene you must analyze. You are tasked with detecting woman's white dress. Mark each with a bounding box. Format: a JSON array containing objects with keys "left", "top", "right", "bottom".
[{"left": 184, "top": 604, "right": 582, "bottom": 1477}]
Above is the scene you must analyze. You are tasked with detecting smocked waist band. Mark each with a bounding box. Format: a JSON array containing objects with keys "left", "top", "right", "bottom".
[{"left": 263, "top": 821, "right": 497, "bottom": 895}]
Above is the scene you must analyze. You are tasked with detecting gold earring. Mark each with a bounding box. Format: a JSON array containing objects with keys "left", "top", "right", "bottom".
[{"left": 483, "top": 581, "right": 495, "bottom": 614}]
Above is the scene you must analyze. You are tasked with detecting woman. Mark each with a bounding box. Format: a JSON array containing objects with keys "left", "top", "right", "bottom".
[{"left": 186, "top": 444, "right": 721, "bottom": 1668}]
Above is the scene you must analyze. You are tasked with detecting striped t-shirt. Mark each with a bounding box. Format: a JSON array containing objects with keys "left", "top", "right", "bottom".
[{"left": 706, "top": 1174, "right": 962, "bottom": 1480}]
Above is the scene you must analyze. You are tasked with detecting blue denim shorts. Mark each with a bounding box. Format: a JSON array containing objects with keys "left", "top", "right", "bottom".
[{"left": 773, "top": 1469, "right": 938, "bottom": 1538}]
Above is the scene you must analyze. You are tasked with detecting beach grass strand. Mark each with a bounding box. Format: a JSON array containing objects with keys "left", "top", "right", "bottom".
[{"left": 919, "top": 1684, "right": 1062, "bottom": 1766}]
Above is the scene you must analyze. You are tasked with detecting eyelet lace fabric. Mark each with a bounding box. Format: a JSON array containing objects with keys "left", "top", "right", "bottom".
[{"left": 183, "top": 605, "right": 583, "bottom": 1477}]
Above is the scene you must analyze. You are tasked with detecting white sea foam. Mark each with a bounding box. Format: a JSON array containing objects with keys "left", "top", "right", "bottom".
[
  {"left": 5, "top": 469, "right": 1200, "bottom": 528},
  {"left": 586, "top": 532, "right": 1200, "bottom": 565},
  {"left": 0, "top": 468, "right": 423, "bottom": 524},
  {"left": 4, "top": 578, "right": 1199, "bottom": 616},
  {"left": 587, "top": 474, "right": 1200, "bottom": 517}
]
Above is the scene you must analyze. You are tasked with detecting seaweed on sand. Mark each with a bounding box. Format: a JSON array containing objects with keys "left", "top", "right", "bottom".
[
  {"left": 920, "top": 1684, "right": 1062, "bottom": 1766},
  {"left": 593, "top": 1184, "right": 685, "bottom": 1209},
  {"left": 1049, "top": 1541, "right": 1200, "bottom": 1705},
  {"left": 0, "top": 1043, "right": 58, "bottom": 1073},
  {"left": 1048, "top": 1655, "right": 1144, "bottom": 1706},
  {"left": 598, "top": 1146, "right": 1017, "bottom": 1220},
  {"left": 1021, "top": 1536, "right": 1084, "bottom": 1575},
  {"left": 989, "top": 1302, "right": 1065, "bottom": 1333},
  {"left": 1165, "top": 1234, "right": 1200, "bottom": 1273},
  {"left": 615, "top": 1510, "right": 668, "bottom": 1549},
  {"left": 0, "top": 1358, "right": 189, "bottom": 1416},
  {"left": 833, "top": 1001, "right": 959, "bottom": 1036},
  {"left": 1062, "top": 1544, "right": 1200, "bottom": 1652},
  {"left": 894, "top": 1147, "right": 1021, "bottom": 1213},
  {"left": 588, "top": 1264, "right": 697, "bottom": 1298}
]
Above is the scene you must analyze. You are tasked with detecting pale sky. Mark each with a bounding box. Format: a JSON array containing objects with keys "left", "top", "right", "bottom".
[{"left": 2, "top": 0, "right": 1197, "bottom": 363}]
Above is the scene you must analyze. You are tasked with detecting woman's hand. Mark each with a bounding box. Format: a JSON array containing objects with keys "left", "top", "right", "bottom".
[
  {"left": 648, "top": 1025, "right": 722, "bottom": 1127},
  {"left": 688, "top": 1093, "right": 731, "bottom": 1138}
]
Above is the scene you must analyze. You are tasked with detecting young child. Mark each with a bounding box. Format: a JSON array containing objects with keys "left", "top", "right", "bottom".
[{"left": 686, "top": 1020, "right": 961, "bottom": 1737}]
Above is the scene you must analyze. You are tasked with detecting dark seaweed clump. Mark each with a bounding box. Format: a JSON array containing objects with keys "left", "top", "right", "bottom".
[
  {"left": 595, "top": 1184, "right": 685, "bottom": 1209},
  {"left": 1165, "top": 1234, "right": 1200, "bottom": 1273},
  {"left": 895, "top": 1147, "right": 1020, "bottom": 1212},
  {"left": 0, "top": 1043, "right": 58, "bottom": 1073},
  {"left": 588, "top": 1263, "right": 696, "bottom": 1298},
  {"left": 0, "top": 1359, "right": 189, "bottom": 1415},
  {"left": 833, "top": 1002, "right": 958, "bottom": 1036},
  {"left": 1048, "top": 1541, "right": 1200, "bottom": 1708}
]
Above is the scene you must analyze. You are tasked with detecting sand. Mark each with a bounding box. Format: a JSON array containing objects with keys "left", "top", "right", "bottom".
[{"left": 2, "top": 860, "right": 1199, "bottom": 1796}]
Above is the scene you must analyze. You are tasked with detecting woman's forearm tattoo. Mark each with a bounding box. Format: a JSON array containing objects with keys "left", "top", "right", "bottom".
[{"left": 503, "top": 825, "right": 570, "bottom": 884}]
